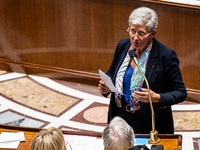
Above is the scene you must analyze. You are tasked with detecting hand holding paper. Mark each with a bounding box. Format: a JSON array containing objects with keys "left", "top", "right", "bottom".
[{"left": 99, "top": 69, "right": 122, "bottom": 94}]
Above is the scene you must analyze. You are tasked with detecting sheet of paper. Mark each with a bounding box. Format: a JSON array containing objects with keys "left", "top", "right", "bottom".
[
  {"left": 64, "top": 134, "right": 104, "bottom": 150},
  {"left": 0, "top": 141, "right": 20, "bottom": 149},
  {"left": 99, "top": 69, "right": 122, "bottom": 94},
  {"left": 0, "top": 132, "right": 25, "bottom": 143},
  {"left": 0, "top": 132, "right": 25, "bottom": 149}
]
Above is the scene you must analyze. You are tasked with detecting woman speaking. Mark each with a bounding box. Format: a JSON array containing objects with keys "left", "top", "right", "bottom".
[{"left": 98, "top": 7, "right": 187, "bottom": 134}]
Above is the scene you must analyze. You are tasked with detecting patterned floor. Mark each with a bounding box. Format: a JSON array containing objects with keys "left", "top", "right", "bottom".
[{"left": 0, "top": 71, "right": 200, "bottom": 150}]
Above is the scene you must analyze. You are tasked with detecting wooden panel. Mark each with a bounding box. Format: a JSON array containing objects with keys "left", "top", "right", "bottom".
[
  {"left": 0, "top": 124, "right": 182, "bottom": 150},
  {"left": 0, "top": 0, "right": 199, "bottom": 92}
]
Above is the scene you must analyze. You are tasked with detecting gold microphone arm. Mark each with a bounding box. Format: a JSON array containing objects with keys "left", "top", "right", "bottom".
[{"left": 132, "top": 57, "right": 160, "bottom": 144}]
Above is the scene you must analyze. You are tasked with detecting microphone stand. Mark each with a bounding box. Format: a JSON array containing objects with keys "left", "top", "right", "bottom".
[{"left": 131, "top": 56, "right": 160, "bottom": 144}]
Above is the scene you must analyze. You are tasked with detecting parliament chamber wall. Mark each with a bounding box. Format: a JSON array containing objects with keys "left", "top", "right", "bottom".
[{"left": 0, "top": 0, "right": 199, "bottom": 102}]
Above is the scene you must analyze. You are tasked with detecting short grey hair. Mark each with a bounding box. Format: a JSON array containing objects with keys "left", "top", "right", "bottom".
[
  {"left": 102, "top": 116, "right": 134, "bottom": 150},
  {"left": 128, "top": 7, "right": 158, "bottom": 32}
]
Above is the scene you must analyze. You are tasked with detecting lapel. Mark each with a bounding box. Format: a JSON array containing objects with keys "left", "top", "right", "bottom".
[
  {"left": 113, "top": 40, "right": 131, "bottom": 83},
  {"left": 145, "top": 38, "right": 158, "bottom": 81}
]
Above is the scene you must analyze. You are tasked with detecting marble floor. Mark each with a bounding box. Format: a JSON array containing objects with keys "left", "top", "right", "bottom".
[{"left": 0, "top": 71, "right": 200, "bottom": 150}]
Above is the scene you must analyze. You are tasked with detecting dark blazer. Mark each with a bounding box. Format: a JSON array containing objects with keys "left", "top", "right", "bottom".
[{"left": 105, "top": 38, "right": 187, "bottom": 134}]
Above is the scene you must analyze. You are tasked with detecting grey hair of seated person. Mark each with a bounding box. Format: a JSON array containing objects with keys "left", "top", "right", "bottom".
[
  {"left": 128, "top": 7, "right": 158, "bottom": 32},
  {"left": 102, "top": 116, "right": 134, "bottom": 150}
]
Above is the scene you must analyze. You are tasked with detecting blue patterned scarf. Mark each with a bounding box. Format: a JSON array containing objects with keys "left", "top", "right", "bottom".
[{"left": 115, "top": 40, "right": 153, "bottom": 110}]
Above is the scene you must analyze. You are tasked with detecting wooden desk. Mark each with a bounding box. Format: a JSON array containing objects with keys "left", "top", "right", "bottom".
[
  {"left": 0, "top": 124, "right": 182, "bottom": 150},
  {"left": 0, "top": 125, "right": 40, "bottom": 150}
]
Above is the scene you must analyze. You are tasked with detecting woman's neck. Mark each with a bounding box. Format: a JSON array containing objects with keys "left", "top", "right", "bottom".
[{"left": 135, "top": 49, "right": 143, "bottom": 58}]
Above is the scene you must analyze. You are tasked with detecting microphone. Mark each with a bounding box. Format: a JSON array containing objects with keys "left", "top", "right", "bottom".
[
  {"left": 129, "top": 49, "right": 137, "bottom": 58},
  {"left": 129, "top": 49, "right": 138, "bottom": 65},
  {"left": 129, "top": 49, "right": 160, "bottom": 144}
]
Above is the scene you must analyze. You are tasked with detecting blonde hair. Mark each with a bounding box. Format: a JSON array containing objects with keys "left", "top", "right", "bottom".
[
  {"left": 30, "top": 127, "right": 67, "bottom": 150},
  {"left": 102, "top": 116, "right": 134, "bottom": 150}
]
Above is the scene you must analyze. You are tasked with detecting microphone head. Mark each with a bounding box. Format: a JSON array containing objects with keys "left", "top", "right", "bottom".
[{"left": 129, "top": 49, "right": 137, "bottom": 58}]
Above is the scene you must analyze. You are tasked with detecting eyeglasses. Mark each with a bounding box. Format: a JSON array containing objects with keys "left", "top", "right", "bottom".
[{"left": 127, "top": 28, "right": 152, "bottom": 38}]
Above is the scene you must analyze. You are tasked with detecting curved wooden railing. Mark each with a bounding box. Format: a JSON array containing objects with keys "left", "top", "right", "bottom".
[
  {"left": 0, "top": 58, "right": 100, "bottom": 79},
  {"left": 186, "top": 88, "right": 200, "bottom": 103},
  {"left": 0, "top": 58, "right": 199, "bottom": 103}
]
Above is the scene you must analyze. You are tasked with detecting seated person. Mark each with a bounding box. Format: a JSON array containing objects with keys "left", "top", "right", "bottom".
[
  {"left": 102, "top": 116, "right": 134, "bottom": 150},
  {"left": 130, "top": 145, "right": 149, "bottom": 150},
  {"left": 30, "top": 126, "right": 67, "bottom": 150}
]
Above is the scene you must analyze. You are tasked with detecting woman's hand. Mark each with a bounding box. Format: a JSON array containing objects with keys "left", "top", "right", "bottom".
[
  {"left": 132, "top": 88, "right": 161, "bottom": 103},
  {"left": 98, "top": 80, "right": 111, "bottom": 95}
]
